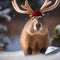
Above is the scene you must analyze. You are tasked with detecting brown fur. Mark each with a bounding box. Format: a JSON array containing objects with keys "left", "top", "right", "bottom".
[{"left": 20, "top": 18, "right": 49, "bottom": 55}]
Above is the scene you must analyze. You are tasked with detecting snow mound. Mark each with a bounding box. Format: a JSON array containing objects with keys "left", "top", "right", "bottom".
[{"left": 0, "top": 46, "right": 60, "bottom": 60}]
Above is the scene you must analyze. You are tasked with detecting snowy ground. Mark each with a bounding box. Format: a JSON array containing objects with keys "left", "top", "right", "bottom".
[{"left": 0, "top": 46, "right": 60, "bottom": 60}]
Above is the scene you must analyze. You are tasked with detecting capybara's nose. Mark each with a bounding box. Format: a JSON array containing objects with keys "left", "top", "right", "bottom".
[{"left": 36, "top": 23, "right": 41, "bottom": 30}]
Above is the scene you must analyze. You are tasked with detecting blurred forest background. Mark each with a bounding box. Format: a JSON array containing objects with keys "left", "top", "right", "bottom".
[{"left": 0, "top": 0, "right": 60, "bottom": 51}]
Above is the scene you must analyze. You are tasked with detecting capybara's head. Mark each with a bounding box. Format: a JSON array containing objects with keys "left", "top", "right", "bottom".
[{"left": 27, "top": 16, "right": 48, "bottom": 35}]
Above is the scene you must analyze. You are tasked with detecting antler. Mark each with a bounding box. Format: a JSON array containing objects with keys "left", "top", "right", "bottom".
[
  {"left": 40, "top": 0, "right": 60, "bottom": 13},
  {"left": 11, "top": 0, "right": 33, "bottom": 14}
]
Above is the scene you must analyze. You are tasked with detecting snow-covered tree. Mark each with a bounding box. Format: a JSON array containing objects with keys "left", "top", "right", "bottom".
[
  {"left": 51, "top": 24, "right": 60, "bottom": 47},
  {"left": 0, "top": 7, "right": 12, "bottom": 51},
  {"left": 0, "top": 8, "right": 11, "bottom": 31},
  {"left": 0, "top": 8, "right": 11, "bottom": 21}
]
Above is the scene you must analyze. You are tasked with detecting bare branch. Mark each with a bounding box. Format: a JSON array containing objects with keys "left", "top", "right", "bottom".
[
  {"left": 40, "top": 0, "right": 60, "bottom": 13},
  {"left": 21, "top": 0, "right": 33, "bottom": 12},
  {"left": 40, "top": 0, "right": 52, "bottom": 11},
  {"left": 11, "top": 0, "right": 33, "bottom": 14}
]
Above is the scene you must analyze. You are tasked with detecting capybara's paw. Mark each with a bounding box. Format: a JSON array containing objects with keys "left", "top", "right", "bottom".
[
  {"left": 27, "top": 47, "right": 32, "bottom": 55},
  {"left": 40, "top": 47, "right": 46, "bottom": 53}
]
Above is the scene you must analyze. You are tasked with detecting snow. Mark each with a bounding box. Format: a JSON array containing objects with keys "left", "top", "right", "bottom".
[
  {"left": 0, "top": 24, "right": 8, "bottom": 31},
  {"left": 0, "top": 8, "right": 12, "bottom": 33},
  {"left": 0, "top": 43, "right": 4, "bottom": 47},
  {"left": 6, "top": 35, "right": 21, "bottom": 51},
  {"left": 0, "top": 35, "right": 21, "bottom": 51},
  {"left": 45, "top": 46, "right": 59, "bottom": 54},
  {"left": 0, "top": 6, "right": 2, "bottom": 9},
  {"left": 0, "top": 8, "right": 11, "bottom": 21},
  {"left": 55, "top": 24, "right": 60, "bottom": 34},
  {"left": 6, "top": 36, "right": 21, "bottom": 51},
  {"left": 0, "top": 46, "right": 60, "bottom": 60},
  {"left": 0, "top": 34, "right": 11, "bottom": 44}
]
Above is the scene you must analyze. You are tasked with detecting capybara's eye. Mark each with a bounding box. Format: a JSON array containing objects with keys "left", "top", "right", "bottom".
[
  {"left": 40, "top": 47, "right": 46, "bottom": 53},
  {"left": 27, "top": 47, "right": 32, "bottom": 55}
]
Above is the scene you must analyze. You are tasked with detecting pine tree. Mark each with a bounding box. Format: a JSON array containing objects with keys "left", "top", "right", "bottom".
[
  {"left": 0, "top": 37, "right": 8, "bottom": 51},
  {"left": 52, "top": 25, "right": 60, "bottom": 47},
  {"left": 0, "top": 2, "right": 11, "bottom": 51}
]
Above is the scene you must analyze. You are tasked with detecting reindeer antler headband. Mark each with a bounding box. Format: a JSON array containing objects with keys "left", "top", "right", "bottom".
[{"left": 12, "top": 0, "right": 60, "bottom": 17}]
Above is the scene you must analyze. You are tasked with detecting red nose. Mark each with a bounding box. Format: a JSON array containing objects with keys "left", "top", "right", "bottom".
[{"left": 31, "top": 10, "right": 43, "bottom": 17}]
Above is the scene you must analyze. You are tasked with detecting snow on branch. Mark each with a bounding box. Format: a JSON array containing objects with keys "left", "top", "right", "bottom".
[
  {"left": 0, "top": 24, "right": 8, "bottom": 31},
  {"left": 0, "top": 6, "right": 2, "bottom": 10},
  {"left": 55, "top": 24, "right": 60, "bottom": 34},
  {"left": 0, "top": 8, "right": 11, "bottom": 21}
]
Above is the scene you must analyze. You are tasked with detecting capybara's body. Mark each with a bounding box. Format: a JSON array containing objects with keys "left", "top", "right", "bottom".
[
  {"left": 20, "top": 17, "right": 49, "bottom": 55},
  {"left": 12, "top": 0, "right": 59, "bottom": 56}
]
